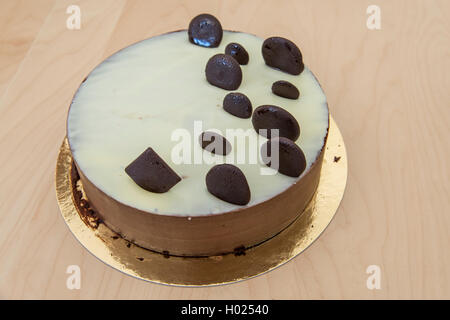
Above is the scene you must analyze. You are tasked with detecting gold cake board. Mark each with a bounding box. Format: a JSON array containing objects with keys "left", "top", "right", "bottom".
[{"left": 55, "top": 116, "right": 347, "bottom": 286}]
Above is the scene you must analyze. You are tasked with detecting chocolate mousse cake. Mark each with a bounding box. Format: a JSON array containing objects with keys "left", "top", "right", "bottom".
[{"left": 67, "top": 14, "right": 329, "bottom": 256}]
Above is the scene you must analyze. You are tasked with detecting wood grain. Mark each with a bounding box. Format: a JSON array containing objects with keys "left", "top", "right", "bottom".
[
  {"left": 0, "top": 0, "right": 449, "bottom": 299},
  {"left": 0, "top": 0, "right": 55, "bottom": 99}
]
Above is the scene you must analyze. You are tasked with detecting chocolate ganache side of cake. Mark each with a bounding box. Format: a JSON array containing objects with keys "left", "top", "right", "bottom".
[{"left": 66, "top": 14, "right": 329, "bottom": 256}]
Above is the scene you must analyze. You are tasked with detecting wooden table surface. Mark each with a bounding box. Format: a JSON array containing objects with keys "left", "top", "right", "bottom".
[{"left": 0, "top": 0, "right": 449, "bottom": 300}]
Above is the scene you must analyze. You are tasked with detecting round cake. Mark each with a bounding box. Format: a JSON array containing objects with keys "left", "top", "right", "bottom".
[{"left": 67, "top": 14, "right": 329, "bottom": 256}]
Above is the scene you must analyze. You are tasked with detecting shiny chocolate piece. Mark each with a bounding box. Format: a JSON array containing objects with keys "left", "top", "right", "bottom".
[
  {"left": 199, "top": 131, "right": 232, "bottom": 155},
  {"left": 205, "top": 54, "right": 242, "bottom": 90},
  {"left": 206, "top": 164, "right": 251, "bottom": 205},
  {"left": 223, "top": 92, "right": 252, "bottom": 118},
  {"left": 125, "top": 148, "right": 181, "bottom": 193},
  {"left": 262, "top": 37, "right": 304, "bottom": 75},
  {"left": 188, "top": 14, "right": 223, "bottom": 48},
  {"left": 252, "top": 105, "right": 300, "bottom": 141},
  {"left": 261, "top": 137, "right": 306, "bottom": 177},
  {"left": 272, "top": 80, "right": 299, "bottom": 99},
  {"left": 225, "top": 42, "right": 249, "bottom": 65}
]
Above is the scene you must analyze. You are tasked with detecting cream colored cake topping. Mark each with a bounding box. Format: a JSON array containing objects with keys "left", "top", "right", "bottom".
[{"left": 67, "top": 31, "right": 329, "bottom": 216}]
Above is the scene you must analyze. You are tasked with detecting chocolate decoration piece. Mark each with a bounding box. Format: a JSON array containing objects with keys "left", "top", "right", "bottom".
[
  {"left": 223, "top": 92, "right": 252, "bottom": 118},
  {"left": 199, "top": 131, "right": 232, "bottom": 155},
  {"left": 262, "top": 37, "right": 304, "bottom": 75},
  {"left": 206, "top": 164, "right": 251, "bottom": 205},
  {"left": 225, "top": 42, "right": 249, "bottom": 65},
  {"left": 205, "top": 54, "right": 243, "bottom": 90},
  {"left": 188, "top": 14, "right": 223, "bottom": 48},
  {"left": 261, "top": 137, "right": 306, "bottom": 177},
  {"left": 252, "top": 105, "right": 300, "bottom": 141},
  {"left": 125, "top": 148, "right": 181, "bottom": 193},
  {"left": 272, "top": 80, "right": 300, "bottom": 99}
]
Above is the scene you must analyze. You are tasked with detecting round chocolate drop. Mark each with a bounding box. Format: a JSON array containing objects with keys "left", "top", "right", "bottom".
[
  {"left": 272, "top": 80, "right": 299, "bottom": 99},
  {"left": 188, "top": 14, "right": 223, "bottom": 48},
  {"left": 223, "top": 92, "right": 252, "bottom": 118},
  {"left": 252, "top": 105, "right": 300, "bottom": 141},
  {"left": 262, "top": 37, "right": 304, "bottom": 75},
  {"left": 261, "top": 137, "right": 306, "bottom": 177},
  {"left": 199, "top": 131, "right": 232, "bottom": 155},
  {"left": 206, "top": 164, "right": 251, "bottom": 205},
  {"left": 225, "top": 42, "right": 249, "bottom": 65},
  {"left": 205, "top": 54, "right": 242, "bottom": 90}
]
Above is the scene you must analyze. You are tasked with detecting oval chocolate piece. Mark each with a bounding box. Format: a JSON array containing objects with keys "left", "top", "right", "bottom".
[
  {"left": 262, "top": 37, "right": 304, "bottom": 75},
  {"left": 272, "top": 80, "right": 299, "bottom": 99},
  {"left": 188, "top": 14, "right": 223, "bottom": 48},
  {"left": 261, "top": 137, "right": 306, "bottom": 177},
  {"left": 223, "top": 92, "right": 252, "bottom": 118},
  {"left": 252, "top": 105, "right": 300, "bottom": 141},
  {"left": 125, "top": 148, "right": 181, "bottom": 193},
  {"left": 206, "top": 164, "right": 250, "bottom": 205},
  {"left": 199, "top": 131, "right": 232, "bottom": 155},
  {"left": 225, "top": 42, "right": 249, "bottom": 65},
  {"left": 205, "top": 54, "right": 242, "bottom": 90}
]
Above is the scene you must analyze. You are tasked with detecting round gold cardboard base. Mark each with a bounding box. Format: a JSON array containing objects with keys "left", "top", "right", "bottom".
[{"left": 56, "top": 117, "right": 347, "bottom": 286}]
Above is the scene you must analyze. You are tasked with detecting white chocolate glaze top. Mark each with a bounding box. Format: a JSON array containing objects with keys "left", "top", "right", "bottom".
[{"left": 67, "top": 31, "right": 329, "bottom": 216}]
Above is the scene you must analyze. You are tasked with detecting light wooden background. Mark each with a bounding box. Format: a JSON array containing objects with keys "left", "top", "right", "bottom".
[{"left": 0, "top": 0, "right": 448, "bottom": 300}]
